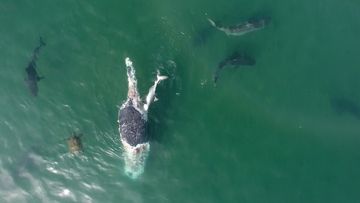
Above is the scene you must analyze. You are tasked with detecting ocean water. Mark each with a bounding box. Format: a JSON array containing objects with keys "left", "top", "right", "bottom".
[{"left": 1, "top": 0, "right": 360, "bottom": 202}]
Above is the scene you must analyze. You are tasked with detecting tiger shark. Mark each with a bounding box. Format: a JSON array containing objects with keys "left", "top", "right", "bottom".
[{"left": 25, "top": 37, "right": 46, "bottom": 96}]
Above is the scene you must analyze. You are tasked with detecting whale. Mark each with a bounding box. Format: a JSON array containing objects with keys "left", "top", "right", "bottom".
[
  {"left": 118, "top": 57, "right": 167, "bottom": 178},
  {"left": 25, "top": 37, "right": 46, "bottom": 96},
  {"left": 208, "top": 16, "right": 270, "bottom": 36},
  {"left": 214, "top": 52, "right": 255, "bottom": 84}
]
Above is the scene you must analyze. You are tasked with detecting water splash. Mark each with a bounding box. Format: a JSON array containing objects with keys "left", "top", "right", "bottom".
[{"left": 121, "top": 139, "right": 150, "bottom": 179}]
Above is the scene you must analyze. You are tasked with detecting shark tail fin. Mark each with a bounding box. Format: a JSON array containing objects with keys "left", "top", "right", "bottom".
[
  {"left": 39, "top": 37, "right": 46, "bottom": 47},
  {"left": 207, "top": 18, "right": 217, "bottom": 27}
]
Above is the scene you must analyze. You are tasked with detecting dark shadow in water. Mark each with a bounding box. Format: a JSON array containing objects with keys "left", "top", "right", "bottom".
[
  {"left": 214, "top": 50, "right": 256, "bottom": 85},
  {"left": 147, "top": 98, "right": 168, "bottom": 144},
  {"left": 9, "top": 135, "right": 72, "bottom": 180},
  {"left": 330, "top": 97, "right": 360, "bottom": 119},
  {"left": 192, "top": 25, "right": 214, "bottom": 47},
  {"left": 7, "top": 147, "right": 45, "bottom": 192}
]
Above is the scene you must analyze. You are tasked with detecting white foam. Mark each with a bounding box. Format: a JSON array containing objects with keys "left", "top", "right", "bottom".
[
  {"left": 58, "top": 188, "right": 70, "bottom": 197},
  {"left": 125, "top": 58, "right": 136, "bottom": 84},
  {"left": 125, "top": 57, "right": 133, "bottom": 67},
  {"left": 124, "top": 57, "right": 142, "bottom": 109},
  {"left": 121, "top": 139, "right": 150, "bottom": 179}
]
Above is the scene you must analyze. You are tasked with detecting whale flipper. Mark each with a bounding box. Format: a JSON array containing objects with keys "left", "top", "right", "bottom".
[
  {"left": 144, "top": 70, "right": 168, "bottom": 111},
  {"left": 207, "top": 18, "right": 217, "bottom": 27}
]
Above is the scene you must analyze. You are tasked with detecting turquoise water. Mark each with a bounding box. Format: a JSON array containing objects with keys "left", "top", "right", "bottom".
[{"left": 1, "top": 0, "right": 360, "bottom": 202}]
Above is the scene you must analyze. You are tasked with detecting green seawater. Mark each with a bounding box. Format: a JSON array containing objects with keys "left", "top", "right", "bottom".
[{"left": 1, "top": 0, "right": 360, "bottom": 202}]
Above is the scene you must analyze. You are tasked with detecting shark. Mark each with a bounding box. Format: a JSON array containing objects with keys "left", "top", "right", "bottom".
[
  {"left": 25, "top": 37, "right": 46, "bottom": 96},
  {"left": 214, "top": 52, "right": 256, "bottom": 85},
  {"left": 208, "top": 16, "right": 270, "bottom": 36}
]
